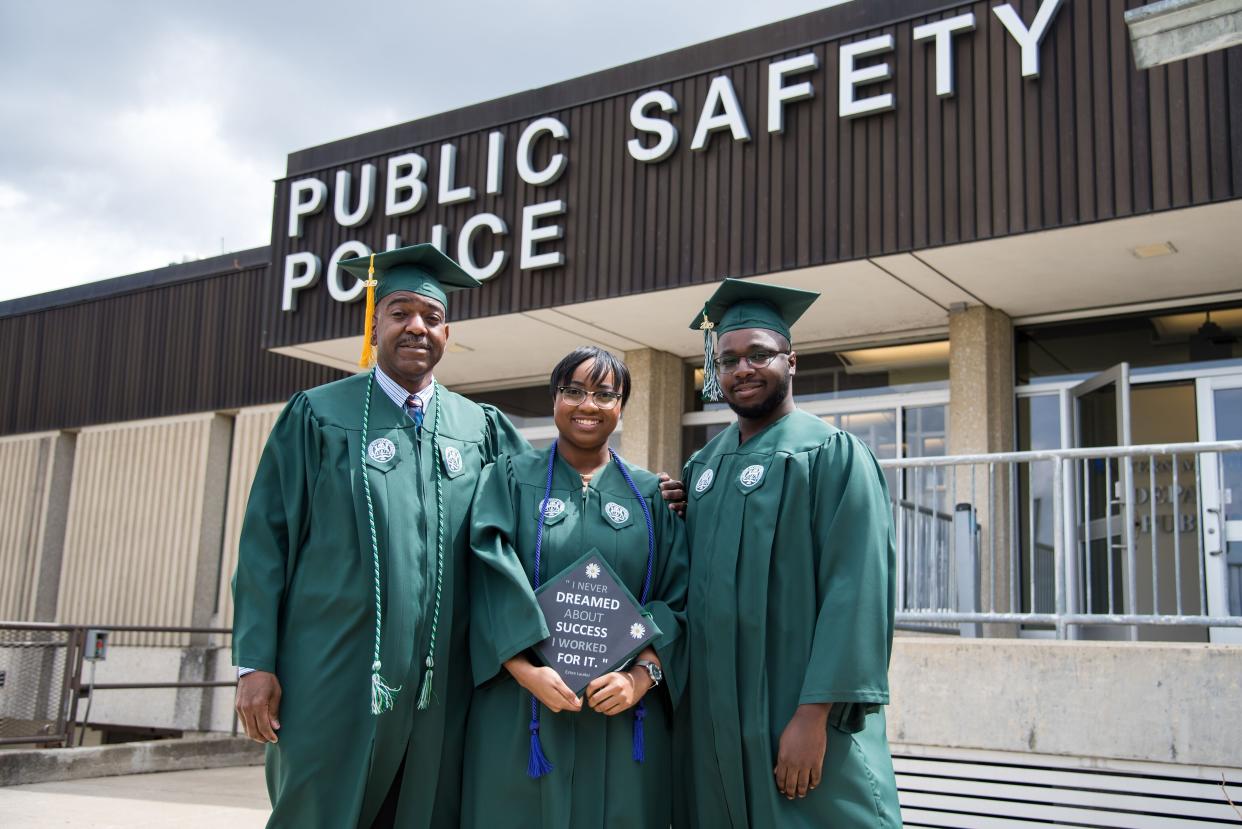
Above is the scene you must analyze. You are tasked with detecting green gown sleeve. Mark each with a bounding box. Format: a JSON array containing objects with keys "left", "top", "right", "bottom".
[
  {"left": 800, "top": 432, "right": 895, "bottom": 730},
  {"left": 468, "top": 454, "right": 550, "bottom": 687},
  {"left": 643, "top": 490, "right": 690, "bottom": 709},
  {"left": 231, "top": 393, "right": 322, "bottom": 673},
  {"left": 481, "top": 404, "right": 532, "bottom": 463}
]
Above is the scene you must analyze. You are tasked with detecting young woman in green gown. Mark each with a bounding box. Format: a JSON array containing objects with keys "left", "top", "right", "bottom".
[{"left": 463, "top": 346, "right": 689, "bottom": 829}]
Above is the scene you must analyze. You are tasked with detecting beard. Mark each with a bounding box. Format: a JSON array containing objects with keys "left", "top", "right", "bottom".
[{"left": 726, "top": 372, "right": 791, "bottom": 419}]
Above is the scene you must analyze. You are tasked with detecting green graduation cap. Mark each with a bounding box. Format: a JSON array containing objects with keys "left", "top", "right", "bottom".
[
  {"left": 689, "top": 278, "right": 820, "bottom": 401},
  {"left": 338, "top": 244, "right": 482, "bottom": 367}
]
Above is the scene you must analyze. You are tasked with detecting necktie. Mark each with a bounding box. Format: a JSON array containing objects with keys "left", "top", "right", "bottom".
[{"left": 407, "top": 394, "right": 424, "bottom": 431}]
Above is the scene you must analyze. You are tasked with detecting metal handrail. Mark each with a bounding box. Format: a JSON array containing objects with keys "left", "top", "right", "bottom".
[
  {"left": 0, "top": 623, "right": 238, "bottom": 748},
  {"left": 0, "top": 622, "right": 232, "bottom": 634},
  {"left": 882, "top": 440, "right": 1242, "bottom": 637},
  {"left": 878, "top": 439, "right": 1242, "bottom": 467}
]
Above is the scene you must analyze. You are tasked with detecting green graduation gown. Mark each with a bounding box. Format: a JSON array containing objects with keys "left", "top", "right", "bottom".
[
  {"left": 675, "top": 410, "right": 901, "bottom": 828},
  {"left": 464, "top": 447, "right": 689, "bottom": 829},
  {"left": 231, "top": 372, "right": 528, "bottom": 829}
]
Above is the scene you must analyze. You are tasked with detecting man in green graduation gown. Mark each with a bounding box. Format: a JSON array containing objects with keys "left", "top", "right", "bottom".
[
  {"left": 675, "top": 279, "right": 902, "bottom": 828},
  {"left": 231, "top": 244, "right": 530, "bottom": 828}
]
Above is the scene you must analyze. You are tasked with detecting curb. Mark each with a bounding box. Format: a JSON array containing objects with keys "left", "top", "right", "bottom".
[{"left": 0, "top": 735, "right": 263, "bottom": 787}]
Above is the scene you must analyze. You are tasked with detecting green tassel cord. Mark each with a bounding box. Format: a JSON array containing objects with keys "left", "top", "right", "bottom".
[
  {"left": 417, "top": 394, "right": 446, "bottom": 710},
  {"left": 359, "top": 373, "right": 447, "bottom": 715},
  {"left": 360, "top": 371, "right": 400, "bottom": 714},
  {"left": 699, "top": 313, "right": 723, "bottom": 402}
]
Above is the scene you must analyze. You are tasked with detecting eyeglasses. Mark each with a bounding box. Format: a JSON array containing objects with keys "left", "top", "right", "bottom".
[
  {"left": 557, "top": 386, "right": 623, "bottom": 409},
  {"left": 713, "top": 350, "right": 789, "bottom": 373}
]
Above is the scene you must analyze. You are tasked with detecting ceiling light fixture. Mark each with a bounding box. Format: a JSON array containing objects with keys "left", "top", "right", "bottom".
[{"left": 1131, "top": 242, "right": 1177, "bottom": 259}]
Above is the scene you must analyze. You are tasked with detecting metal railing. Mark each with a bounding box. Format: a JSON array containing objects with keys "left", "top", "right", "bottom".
[
  {"left": 880, "top": 440, "right": 1242, "bottom": 638},
  {"left": 0, "top": 623, "right": 235, "bottom": 748}
]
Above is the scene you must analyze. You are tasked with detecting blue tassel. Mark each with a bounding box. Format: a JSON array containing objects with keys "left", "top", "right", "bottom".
[
  {"left": 527, "top": 716, "right": 554, "bottom": 779},
  {"left": 632, "top": 700, "right": 646, "bottom": 763}
]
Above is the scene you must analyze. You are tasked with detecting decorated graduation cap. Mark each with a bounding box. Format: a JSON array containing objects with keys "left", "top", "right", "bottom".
[
  {"left": 689, "top": 278, "right": 820, "bottom": 401},
  {"left": 338, "top": 244, "right": 482, "bottom": 367}
]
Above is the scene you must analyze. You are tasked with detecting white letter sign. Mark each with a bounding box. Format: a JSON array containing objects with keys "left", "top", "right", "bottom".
[
  {"left": 287, "top": 178, "right": 327, "bottom": 238},
  {"left": 993, "top": 0, "right": 1063, "bottom": 78},
  {"left": 486, "top": 131, "right": 505, "bottom": 195},
  {"left": 912, "top": 13, "right": 976, "bottom": 97},
  {"left": 334, "top": 165, "right": 376, "bottom": 228},
  {"left": 438, "top": 144, "right": 476, "bottom": 205},
  {"left": 326, "top": 241, "right": 371, "bottom": 302},
  {"left": 521, "top": 200, "right": 566, "bottom": 270},
  {"left": 386, "top": 153, "right": 427, "bottom": 216},
  {"left": 458, "top": 213, "right": 509, "bottom": 281},
  {"left": 767, "top": 53, "right": 818, "bottom": 133},
  {"left": 839, "top": 35, "right": 895, "bottom": 118},
  {"left": 628, "top": 90, "right": 679, "bottom": 163},
  {"left": 691, "top": 75, "right": 751, "bottom": 151},
  {"left": 282, "top": 252, "right": 321, "bottom": 311},
  {"left": 518, "top": 117, "right": 569, "bottom": 186}
]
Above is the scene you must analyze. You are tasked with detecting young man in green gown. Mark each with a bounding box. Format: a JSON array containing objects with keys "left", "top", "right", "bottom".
[
  {"left": 675, "top": 279, "right": 902, "bottom": 828},
  {"left": 230, "top": 245, "right": 531, "bottom": 828}
]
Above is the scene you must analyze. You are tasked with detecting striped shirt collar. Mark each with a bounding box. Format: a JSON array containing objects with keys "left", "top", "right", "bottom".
[{"left": 374, "top": 365, "right": 435, "bottom": 411}]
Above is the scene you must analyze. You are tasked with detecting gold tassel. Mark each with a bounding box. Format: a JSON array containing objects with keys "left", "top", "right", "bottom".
[{"left": 358, "top": 253, "right": 378, "bottom": 367}]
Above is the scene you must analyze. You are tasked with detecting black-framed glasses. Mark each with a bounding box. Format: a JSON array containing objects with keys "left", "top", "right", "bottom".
[
  {"left": 557, "top": 386, "right": 623, "bottom": 409},
  {"left": 713, "top": 350, "right": 789, "bottom": 373}
]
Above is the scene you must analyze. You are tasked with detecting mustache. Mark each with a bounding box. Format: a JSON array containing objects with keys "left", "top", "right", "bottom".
[{"left": 396, "top": 336, "right": 431, "bottom": 348}]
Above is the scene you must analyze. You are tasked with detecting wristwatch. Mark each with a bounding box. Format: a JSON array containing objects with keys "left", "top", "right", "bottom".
[{"left": 633, "top": 659, "right": 663, "bottom": 687}]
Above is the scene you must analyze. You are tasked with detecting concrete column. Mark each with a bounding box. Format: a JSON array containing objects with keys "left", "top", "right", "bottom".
[
  {"left": 619, "top": 348, "right": 685, "bottom": 476},
  {"left": 185, "top": 414, "right": 234, "bottom": 730},
  {"left": 948, "top": 305, "right": 1016, "bottom": 629},
  {"left": 189, "top": 414, "right": 234, "bottom": 633},
  {"left": 32, "top": 432, "right": 76, "bottom": 622},
  {"left": 949, "top": 305, "right": 1015, "bottom": 457},
  {"left": 30, "top": 433, "right": 76, "bottom": 724}
]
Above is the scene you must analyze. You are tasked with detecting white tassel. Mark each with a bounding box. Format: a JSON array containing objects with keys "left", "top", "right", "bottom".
[{"left": 370, "top": 661, "right": 401, "bottom": 715}]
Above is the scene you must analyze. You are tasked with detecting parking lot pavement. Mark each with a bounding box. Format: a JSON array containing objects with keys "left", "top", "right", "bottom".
[{"left": 0, "top": 765, "right": 269, "bottom": 828}]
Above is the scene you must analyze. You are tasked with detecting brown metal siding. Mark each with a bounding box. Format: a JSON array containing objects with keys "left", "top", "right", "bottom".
[
  {"left": 263, "top": 0, "right": 1242, "bottom": 349},
  {"left": 0, "top": 263, "right": 344, "bottom": 436}
]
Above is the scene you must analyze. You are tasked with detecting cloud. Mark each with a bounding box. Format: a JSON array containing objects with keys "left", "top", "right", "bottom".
[{"left": 0, "top": 0, "right": 844, "bottom": 302}]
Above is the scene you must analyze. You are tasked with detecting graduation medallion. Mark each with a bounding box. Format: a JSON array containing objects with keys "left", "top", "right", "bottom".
[
  {"left": 739, "top": 464, "right": 764, "bottom": 487},
  {"left": 695, "top": 468, "right": 715, "bottom": 493},
  {"left": 604, "top": 502, "right": 630, "bottom": 524},
  {"left": 540, "top": 497, "right": 566, "bottom": 519},
  {"left": 367, "top": 438, "right": 397, "bottom": 463},
  {"left": 442, "top": 445, "right": 463, "bottom": 474}
]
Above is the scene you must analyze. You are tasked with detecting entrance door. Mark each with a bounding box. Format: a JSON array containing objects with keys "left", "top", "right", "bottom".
[
  {"left": 1071, "top": 364, "right": 1135, "bottom": 638},
  {"left": 1197, "top": 374, "right": 1242, "bottom": 644}
]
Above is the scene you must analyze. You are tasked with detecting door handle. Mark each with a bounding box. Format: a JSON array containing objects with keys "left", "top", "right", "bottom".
[{"left": 1205, "top": 507, "right": 1223, "bottom": 555}]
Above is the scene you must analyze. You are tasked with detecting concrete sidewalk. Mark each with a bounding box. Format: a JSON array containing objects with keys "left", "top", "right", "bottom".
[{"left": 0, "top": 766, "right": 269, "bottom": 827}]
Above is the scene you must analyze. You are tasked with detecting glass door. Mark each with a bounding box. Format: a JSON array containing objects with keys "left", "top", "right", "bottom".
[
  {"left": 1196, "top": 374, "right": 1242, "bottom": 644},
  {"left": 1071, "top": 364, "right": 1135, "bottom": 639}
]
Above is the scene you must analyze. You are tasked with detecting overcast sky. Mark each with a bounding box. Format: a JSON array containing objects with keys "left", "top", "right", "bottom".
[{"left": 0, "top": 1, "right": 852, "bottom": 303}]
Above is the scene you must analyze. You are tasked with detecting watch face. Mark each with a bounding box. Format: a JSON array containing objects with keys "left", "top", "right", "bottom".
[{"left": 646, "top": 662, "right": 663, "bottom": 681}]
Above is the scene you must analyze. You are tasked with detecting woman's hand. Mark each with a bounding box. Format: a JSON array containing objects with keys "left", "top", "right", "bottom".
[
  {"left": 505, "top": 655, "right": 582, "bottom": 713},
  {"left": 585, "top": 669, "right": 650, "bottom": 716}
]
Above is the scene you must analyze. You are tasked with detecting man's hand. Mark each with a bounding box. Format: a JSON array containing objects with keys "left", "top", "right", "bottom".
[
  {"left": 657, "top": 472, "right": 687, "bottom": 517},
  {"left": 773, "top": 703, "right": 830, "bottom": 800},
  {"left": 505, "top": 656, "right": 582, "bottom": 713},
  {"left": 585, "top": 669, "right": 649, "bottom": 716},
  {"left": 236, "top": 671, "right": 282, "bottom": 744}
]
